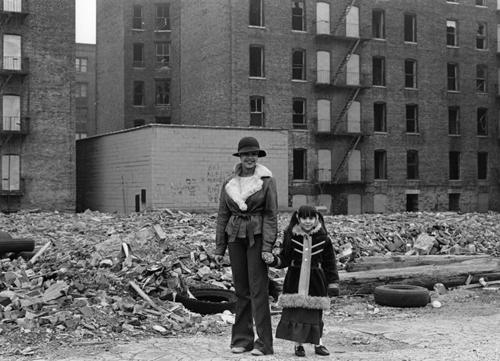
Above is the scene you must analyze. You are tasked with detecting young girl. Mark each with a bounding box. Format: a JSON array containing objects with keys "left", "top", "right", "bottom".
[{"left": 268, "top": 205, "right": 339, "bottom": 357}]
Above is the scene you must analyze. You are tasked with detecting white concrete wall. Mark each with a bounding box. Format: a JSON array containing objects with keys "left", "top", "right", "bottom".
[{"left": 77, "top": 125, "right": 289, "bottom": 213}]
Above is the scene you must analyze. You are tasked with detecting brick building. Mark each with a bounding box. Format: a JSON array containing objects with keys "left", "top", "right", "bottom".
[
  {"left": 0, "top": 0, "right": 75, "bottom": 212},
  {"left": 95, "top": 0, "right": 500, "bottom": 214},
  {"left": 75, "top": 43, "right": 96, "bottom": 139}
]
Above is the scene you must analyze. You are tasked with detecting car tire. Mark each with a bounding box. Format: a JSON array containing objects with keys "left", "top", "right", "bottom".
[
  {"left": 374, "top": 284, "right": 430, "bottom": 308},
  {"left": 164, "top": 287, "right": 237, "bottom": 315}
]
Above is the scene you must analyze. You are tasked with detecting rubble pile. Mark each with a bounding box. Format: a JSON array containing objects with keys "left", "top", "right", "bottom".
[{"left": 0, "top": 209, "right": 499, "bottom": 355}]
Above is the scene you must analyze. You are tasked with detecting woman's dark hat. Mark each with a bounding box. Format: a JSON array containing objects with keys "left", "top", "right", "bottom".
[{"left": 233, "top": 137, "right": 267, "bottom": 157}]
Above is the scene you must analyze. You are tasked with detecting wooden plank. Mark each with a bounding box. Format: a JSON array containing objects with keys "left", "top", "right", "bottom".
[
  {"left": 339, "top": 258, "right": 500, "bottom": 295},
  {"left": 345, "top": 254, "right": 491, "bottom": 272}
]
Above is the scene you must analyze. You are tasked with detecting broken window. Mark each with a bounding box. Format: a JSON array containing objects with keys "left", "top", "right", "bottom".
[
  {"left": 133, "top": 43, "right": 144, "bottom": 67},
  {"left": 406, "top": 104, "right": 418, "bottom": 133},
  {"left": 249, "top": 0, "right": 264, "bottom": 27},
  {"left": 156, "top": 42, "right": 170, "bottom": 66},
  {"left": 155, "top": 116, "right": 171, "bottom": 124},
  {"left": 133, "top": 119, "right": 145, "bottom": 127},
  {"left": 404, "top": 13, "right": 416, "bottom": 42},
  {"left": 133, "top": 81, "right": 144, "bottom": 106},
  {"left": 292, "top": 49, "right": 306, "bottom": 80},
  {"left": 75, "top": 57, "right": 87, "bottom": 72},
  {"left": 478, "top": 152, "right": 488, "bottom": 179},
  {"left": 292, "top": 1, "right": 305, "bottom": 31},
  {"left": 293, "top": 98, "right": 306, "bottom": 129},
  {"left": 155, "top": 79, "right": 170, "bottom": 105},
  {"left": 373, "top": 102, "right": 386, "bottom": 132},
  {"left": 476, "top": 22, "right": 487, "bottom": 49},
  {"left": 476, "top": 64, "right": 487, "bottom": 93},
  {"left": 372, "top": 56, "right": 385, "bottom": 86},
  {"left": 446, "top": 20, "right": 458, "bottom": 46},
  {"left": 250, "top": 96, "right": 265, "bottom": 126},
  {"left": 477, "top": 107, "right": 488, "bottom": 136},
  {"left": 155, "top": 4, "right": 170, "bottom": 30},
  {"left": 449, "top": 151, "right": 460, "bottom": 180},
  {"left": 372, "top": 9, "right": 385, "bottom": 39},
  {"left": 132, "top": 5, "right": 143, "bottom": 29},
  {"left": 404, "top": 59, "right": 417, "bottom": 88},
  {"left": 293, "top": 148, "right": 307, "bottom": 180},
  {"left": 407, "top": 150, "right": 419, "bottom": 179},
  {"left": 448, "top": 107, "right": 460, "bottom": 135},
  {"left": 476, "top": 0, "right": 486, "bottom": 4},
  {"left": 249, "top": 45, "right": 264, "bottom": 77},
  {"left": 374, "top": 150, "right": 387, "bottom": 179},
  {"left": 447, "top": 63, "right": 458, "bottom": 91}
]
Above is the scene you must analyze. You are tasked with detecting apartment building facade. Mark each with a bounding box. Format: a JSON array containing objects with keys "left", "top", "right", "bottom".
[
  {"left": 0, "top": 0, "right": 75, "bottom": 212},
  {"left": 75, "top": 43, "right": 96, "bottom": 139},
  {"left": 95, "top": 0, "right": 500, "bottom": 214}
]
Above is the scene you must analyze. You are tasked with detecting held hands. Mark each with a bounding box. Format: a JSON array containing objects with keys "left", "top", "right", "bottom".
[
  {"left": 327, "top": 283, "right": 340, "bottom": 297},
  {"left": 261, "top": 252, "right": 274, "bottom": 265}
]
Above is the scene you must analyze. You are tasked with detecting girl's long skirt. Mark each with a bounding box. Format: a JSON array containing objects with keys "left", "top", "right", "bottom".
[{"left": 275, "top": 307, "right": 323, "bottom": 344}]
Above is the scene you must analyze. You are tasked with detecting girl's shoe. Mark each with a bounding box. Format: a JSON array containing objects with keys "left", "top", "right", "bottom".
[
  {"left": 314, "top": 345, "right": 330, "bottom": 356},
  {"left": 294, "top": 345, "right": 305, "bottom": 357}
]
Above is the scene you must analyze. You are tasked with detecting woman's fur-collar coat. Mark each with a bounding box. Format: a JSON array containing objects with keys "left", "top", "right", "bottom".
[{"left": 215, "top": 163, "right": 278, "bottom": 255}]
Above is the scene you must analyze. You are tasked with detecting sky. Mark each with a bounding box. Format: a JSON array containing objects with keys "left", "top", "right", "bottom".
[{"left": 75, "top": 0, "right": 96, "bottom": 44}]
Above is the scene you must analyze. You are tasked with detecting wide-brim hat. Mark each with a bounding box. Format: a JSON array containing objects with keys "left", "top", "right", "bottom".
[{"left": 232, "top": 136, "right": 267, "bottom": 157}]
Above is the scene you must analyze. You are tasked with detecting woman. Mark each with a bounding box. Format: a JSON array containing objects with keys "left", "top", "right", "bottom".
[{"left": 213, "top": 136, "right": 278, "bottom": 356}]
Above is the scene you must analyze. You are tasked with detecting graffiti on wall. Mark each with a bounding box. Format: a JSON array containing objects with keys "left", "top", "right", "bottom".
[{"left": 155, "top": 163, "right": 231, "bottom": 206}]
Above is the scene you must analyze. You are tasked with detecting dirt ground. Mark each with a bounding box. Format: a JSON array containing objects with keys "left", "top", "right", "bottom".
[{"left": 2, "top": 287, "right": 499, "bottom": 361}]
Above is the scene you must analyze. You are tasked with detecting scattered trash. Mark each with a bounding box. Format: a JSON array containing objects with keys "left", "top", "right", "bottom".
[{"left": 431, "top": 300, "right": 442, "bottom": 308}]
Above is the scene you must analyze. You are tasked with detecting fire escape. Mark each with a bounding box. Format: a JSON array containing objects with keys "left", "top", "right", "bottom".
[
  {"left": 313, "top": 0, "right": 370, "bottom": 194},
  {"left": 0, "top": 0, "right": 29, "bottom": 205}
]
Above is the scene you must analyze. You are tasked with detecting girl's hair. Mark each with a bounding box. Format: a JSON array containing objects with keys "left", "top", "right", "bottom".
[{"left": 286, "top": 205, "right": 326, "bottom": 231}]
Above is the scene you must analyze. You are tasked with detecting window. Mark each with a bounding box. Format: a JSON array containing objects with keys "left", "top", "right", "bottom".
[
  {"left": 372, "top": 9, "right": 385, "bottom": 39},
  {"left": 155, "top": 4, "right": 170, "bottom": 30},
  {"left": 75, "top": 82, "right": 88, "bottom": 98},
  {"left": 477, "top": 107, "right": 488, "bottom": 135},
  {"left": 293, "top": 149, "right": 307, "bottom": 180},
  {"left": 2, "top": 95, "right": 20, "bottom": 131},
  {"left": 406, "top": 104, "right": 418, "bottom": 133},
  {"left": 407, "top": 150, "right": 419, "bottom": 179},
  {"left": 132, "top": 5, "right": 143, "bottom": 29},
  {"left": 374, "top": 150, "right": 387, "bottom": 179},
  {"left": 249, "top": 0, "right": 264, "bottom": 27},
  {"left": 372, "top": 56, "right": 385, "bottom": 86},
  {"left": 404, "top": 59, "right": 417, "bottom": 88},
  {"left": 292, "top": 1, "right": 305, "bottom": 31},
  {"left": 449, "top": 151, "right": 460, "bottom": 180},
  {"left": 155, "top": 79, "right": 170, "bottom": 105},
  {"left": 3, "top": 0, "right": 21, "bottom": 12},
  {"left": 476, "top": 22, "right": 487, "bottom": 49},
  {"left": 250, "top": 96, "right": 265, "bottom": 126},
  {"left": 249, "top": 45, "right": 264, "bottom": 77},
  {"left": 3, "top": 34, "right": 21, "bottom": 70},
  {"left": 446, "top": 20, "right": 458, "bottom": 46},
  {"left": 133, "top": 43, "right": 144, "bottom": 67},
  {"left": 373, "top": 102, "right": 386, "bottom": 132},
  {"left": 406, "top": 194, "right": 418, "bottom": 212},
  {"left": 449, "top": 193, "right": 460, "bottom": 211},
  {"left": 448, "top": 107, "right": 460, "bottom": 135},
  {"left": 292, "top": 49, "right": 306, "bottom": 80},
  {"left": 476, "top": 0, "right": 486, "bottom": 5},
  {"left": 292, "top": 98, "right": 306, "bottom": 128},
  {"left": 133, "top": 81, "right": 144, "bottom": 106},
  {"left": 476, "top": 65, "right": 487, "bottom": 92},
  {"left": 156, "top": 42, "right": 170, "bottom": 66},
  {"left": 447, "top": 63, "right": 458, "bottom": 91},
  {"left": 75, "top": 133, "right": 87, "bottom": 140},
  {"left": 404, "top": 13, "right": 416, "bottom": 42},
  {"left": 1, "top": 154, "right": 20, "bottom": 191},
  {"left": 76, "top": 57, "right": 87, "bottom": 72},
  {"left": 478, "top": 152, "right": 488, "bottom": 179}
]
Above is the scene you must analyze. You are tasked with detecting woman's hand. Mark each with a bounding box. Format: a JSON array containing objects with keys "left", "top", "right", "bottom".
[
  {"left": 213, "top": 254, "right": 224, "bottom": 264},
  {"left": 261, "top": 252, "right": 274, "bottom": 264}
]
